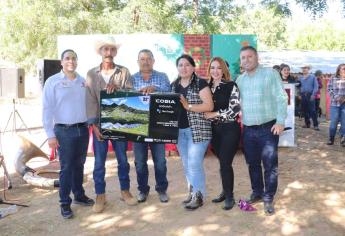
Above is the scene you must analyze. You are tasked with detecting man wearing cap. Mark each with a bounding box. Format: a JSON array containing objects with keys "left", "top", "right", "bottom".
[
  {"left": 299, "top": 65, "right": 319, "bottom": 130},
  {"left": 43, "top": 49, "right": 94, "bottom": 219},
  {"left": 85, "top": 36, "right": 137, "bottom": 213},
  {"left": 236, "top": 46, "right": 288, "bottom": 216},
  {"left": 132, "top": 49, "right": 170, "bottom": 203}
]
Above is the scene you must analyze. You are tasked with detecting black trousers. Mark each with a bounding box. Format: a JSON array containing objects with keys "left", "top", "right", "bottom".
[{"left": 211, "top": 121, "right": 241, "bottom": 198}]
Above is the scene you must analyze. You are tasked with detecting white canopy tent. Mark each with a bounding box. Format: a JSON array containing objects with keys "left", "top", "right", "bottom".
[{"left": 259, "top": 50, "right": 345, "bottom": 74}]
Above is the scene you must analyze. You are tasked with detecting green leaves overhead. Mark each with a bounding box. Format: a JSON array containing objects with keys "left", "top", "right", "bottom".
[{"left": 1, "top": 0, "right": 345, "bottom": 73}]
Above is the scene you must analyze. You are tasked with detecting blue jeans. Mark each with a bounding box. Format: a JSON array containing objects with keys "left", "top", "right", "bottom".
[
  {"left": 301, "top": 93, "right": 318, "bottom": 127},
  {"left": 329, "top": 104, "right": 345, "bottom": 137},
  {"left": 133, "top": 142, "right": 168, "bottom": 194},
  {"left": 54, "top": 125, "right": 89, "bottom": 206},
  {"left": 243, "top": 122, "right": 279, "bottom": 203},
  {"left": 177, "top": 128, "right": 209, "bottom": 197},
  {"left": 92, "top": 132, "right": 130, "bottom": 194}
]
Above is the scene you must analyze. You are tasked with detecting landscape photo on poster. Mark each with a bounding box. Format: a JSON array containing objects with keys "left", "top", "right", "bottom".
[
  {"left": 100, "top": 91, "right": 180, "bottom": 143},
  {"left": 100, "top": 93, "right": 150, "bottom": 137}
]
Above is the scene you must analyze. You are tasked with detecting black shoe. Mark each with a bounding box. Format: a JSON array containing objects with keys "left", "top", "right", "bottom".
[
  {"left": 302, "top": 124, "right": 310, "bottom": 128},
  {"left": 182, "top": 185, "right": 193, "bottom": 205},
  {"left": 137, "top": 192, "right": 149, "bottom": 203},
  {"left": 185, "top": 191, "right": 203, "bottom": 210},
  {"left": 327, "top": 137, "right": 335, "bottom": 145},
  {"left": 158, "top": 192, "right": 169, "bottom": 203},
  {"left": 264, "top": 202, "right": 275, "bottom": 215},
  {"left": 313, "top": 126, "right": 320, "bottom": 131},
  {"left": 74, "top": 195, "right": 95, "bottom": 206},
  {"left": 212, "top": 191, "right": 225, "bottom": 203},
  {"left": 60, "top": 205, "right": 73, "bottom": 219},
  {"left": 245, "top": 194, "right": 263, "bottom": 204},
  {"left": 223, "top": 197, "right": 235, "bottom": 210}
]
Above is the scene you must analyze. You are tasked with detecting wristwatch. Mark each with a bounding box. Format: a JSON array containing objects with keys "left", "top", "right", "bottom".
[{"left": 188, "top": 104, "right": 192, "bottom": 111}]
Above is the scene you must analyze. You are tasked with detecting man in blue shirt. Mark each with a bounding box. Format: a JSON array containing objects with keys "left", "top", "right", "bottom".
[
  {"left": 132, "top": 49, "right": 170, "bottom": 203},
  {"left": 299, "top": 65, "right": 319, "bottom": 130},
  {"left": 42, "top": 49, "right": 94, "bottom": 219},
  {"left": 237, "top": 46, "right": 288, "bottom": 216}
]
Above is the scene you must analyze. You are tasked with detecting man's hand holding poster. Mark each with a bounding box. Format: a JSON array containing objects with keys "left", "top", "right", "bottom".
[{"left": 100, "top": 91, "right": 180, "bottom": 143}]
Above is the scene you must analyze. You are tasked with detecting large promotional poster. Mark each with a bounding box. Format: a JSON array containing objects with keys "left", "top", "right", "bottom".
[
  {"left": 100, "top": 91, "right": 180, "bottom": 143},
  {"left": 279, "top": 83, "right": 295, "bottom": 147}
]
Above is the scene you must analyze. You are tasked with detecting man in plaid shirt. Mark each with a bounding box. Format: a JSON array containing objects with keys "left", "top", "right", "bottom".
[
  {"left": 132, "top": 49, "right": 171, "bottom": 203},
  {"left": 237, "top": 46, "right": 288, "bottom": 216}
]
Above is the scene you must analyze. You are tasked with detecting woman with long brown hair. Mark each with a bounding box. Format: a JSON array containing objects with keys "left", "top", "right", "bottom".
[{"left": 204, "top": 57, "right": 241, "bottom": 210}]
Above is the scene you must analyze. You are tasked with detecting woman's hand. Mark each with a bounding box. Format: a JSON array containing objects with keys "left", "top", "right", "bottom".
[
  {"left": 204, "top": 111, "right": 218, "bottom": 120},
  {"left": 180, "top": 95, "right": 189, "bottom": 110}
]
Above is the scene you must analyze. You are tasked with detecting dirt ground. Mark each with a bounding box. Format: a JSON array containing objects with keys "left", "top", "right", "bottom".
[{"left": 0, "top": 98, "right": 344, "bottom": 236}]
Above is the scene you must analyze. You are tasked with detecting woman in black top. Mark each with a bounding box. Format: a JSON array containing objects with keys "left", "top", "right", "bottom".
[
  {"left": 171, "top": 54, "right": 213, "bottom": 210},
  {"left": 205, "top": 57, "right": 241, "bottom": 210}
]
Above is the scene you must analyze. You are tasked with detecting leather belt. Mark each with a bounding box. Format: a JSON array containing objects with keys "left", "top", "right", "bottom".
[
  {"left": 244, "top": 119, "right": 276, "bottom": 129},
  {"left": 55, "top": 122, "right": 87, "bottom": 128}
]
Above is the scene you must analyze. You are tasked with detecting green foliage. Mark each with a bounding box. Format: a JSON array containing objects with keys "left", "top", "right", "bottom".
[
  {"left": 295, "top": 0, "right": 328, "bottom": 17},
  {"left": 225, "top": 7, "right": 287, "bottom": 49},
  {"left": 1, "top": 0, "right": 345, "bottom": 73},
  {"left": 0, "top": 0, "right": 114, "bottom": 73},
  {"left": 290, "top": 20, "right": 345, "bottom": 50},
  {"left": 261, "top": 0, "right": 292, "bottom": 16}
]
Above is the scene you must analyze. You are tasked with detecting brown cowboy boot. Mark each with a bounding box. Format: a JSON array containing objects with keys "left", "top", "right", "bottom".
[
  {"left": 93, "top": 194, "right": 106, "bottom": 213},
  {"left": 120, "top": 190, "right": 138, "bottom": 206}
]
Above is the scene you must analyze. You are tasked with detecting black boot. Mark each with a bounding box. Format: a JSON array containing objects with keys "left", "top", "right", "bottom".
[
  {"left": 223, "top": 196, "right": 235, "bottom": 210},
  {"left": 185, "top": 191, "right": 203, "bottom": 210},
  {"left": 327, "top": 136, "right": 335, "bottom": 145},
  {"left": 182, "top": 185, "right": 193, "bottom": 204},
  {"left": 212, "top": 191, "right": 225, "bottom": 203}
]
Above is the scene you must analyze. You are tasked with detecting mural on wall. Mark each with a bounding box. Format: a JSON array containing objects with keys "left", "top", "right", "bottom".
[
  {"left": 57, "top": 33, "right": 256, "bottom": 81},
  {"left": 188, "top": 47, "right": 207, "bottom": 67},
  {"left": 58, "top": 34, "right": 184, "bottom": 81},
  {"left": 211, "top": 35, "right": 257, "bottom": 78}
]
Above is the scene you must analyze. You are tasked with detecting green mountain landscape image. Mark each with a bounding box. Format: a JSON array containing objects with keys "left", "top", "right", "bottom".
[{"left": 101, "top": 100, "right": 149, "bottom": 136}]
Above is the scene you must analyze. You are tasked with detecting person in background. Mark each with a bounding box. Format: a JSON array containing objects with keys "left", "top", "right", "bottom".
[
  {"left": 171, "top": 54, "right": 213, "bottom": 210},
  {"left": 86, "top": 36, "right": 137, "bottom": 214},
  {"left": 327, "top": 64, "right": 345, "bottom": 147},
  {"left": 299, "top": 65, "right": 319, "bottom": 130},
  {"left": 280, "top": 64, "right": 296, "bottom": 84},
  {"left": 132, "top": 49, "right": 170, "bottom": 203},
  {"left": 237, "top": 46, "right": 288, "bottom": 216},
  {"left": 204, "top": 57, "right": 241, "bottom": 210},
  {"left": 314, "top": 70, "right": 323, "bottom": 117},
  {"left": 42, "top": 49, "right": 94, "bottom": 219},
  {"left": 280, "top": 63, "right": 302, "bottom": 117},
  {"left": 273, "top": 65, "right": 281, "bottom": 73}
]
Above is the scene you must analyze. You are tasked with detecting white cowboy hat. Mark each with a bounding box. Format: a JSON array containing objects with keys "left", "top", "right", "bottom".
[
  {"left": 94, "top": 36, "right": 121, "bottom": 55},
  {"left": 301, "top": 64, "right": 312, "bottom": 69}
]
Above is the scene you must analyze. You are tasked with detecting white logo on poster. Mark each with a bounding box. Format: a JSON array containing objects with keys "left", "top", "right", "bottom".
[{"left": 139, "top": 96, "right": 150, "bottom": 105}]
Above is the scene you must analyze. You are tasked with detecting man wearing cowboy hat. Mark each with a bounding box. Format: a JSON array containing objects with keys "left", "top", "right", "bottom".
[
  {"left": 85, "top": 36, "right": 137, "bottom": 213},
  {"left": 298, "top": 64, "right": 319, "bottom": 130}
]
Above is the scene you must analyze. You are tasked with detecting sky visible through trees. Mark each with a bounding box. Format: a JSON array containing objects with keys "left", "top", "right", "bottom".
[{"left": 1, "top": 0, "right": 345, "bottom": 73}]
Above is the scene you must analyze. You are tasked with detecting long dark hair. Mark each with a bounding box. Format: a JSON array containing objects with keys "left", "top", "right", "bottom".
[
  {"left": 335, "top": 63, "right": 345, "bottom": 78},
  {"left": 176, "top": 54, "right": 196, "bottom": 67},
  {"left": 172, "top": 54, "right": 198, "bottom": 92}
]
